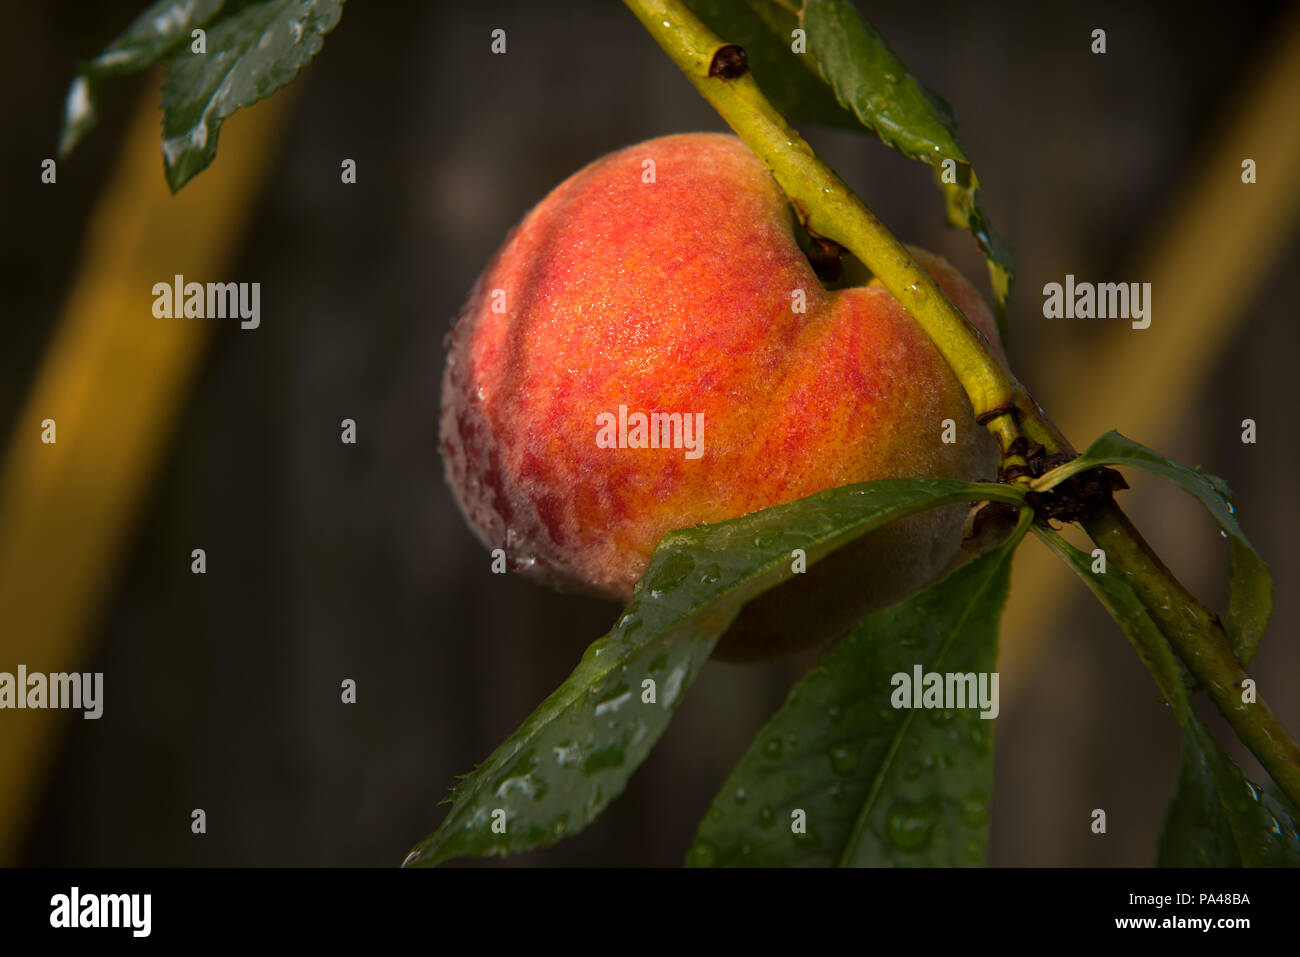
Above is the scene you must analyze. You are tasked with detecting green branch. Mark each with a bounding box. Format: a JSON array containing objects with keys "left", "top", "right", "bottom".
[
  {"left": 624, "top": 0, "right": 1300, "bottom": 810},
  {"left": 624, "top": 0, "right": 1068, "bottom": 477}
]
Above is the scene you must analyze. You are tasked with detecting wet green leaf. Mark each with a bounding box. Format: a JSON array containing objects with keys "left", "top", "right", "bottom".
[
  {"left": 58, "top": 0, "right": 344, "bottom": 193},
  {"left": 1158, "top": 715, "right": 1300, "bottom": 867},
  {"left": 1037, "top": 430, "right": 1271, "bottom": 666},
  {"left": 1037, "top": 527, "right": 1299, "bottom": 866},
  {"left": 688, "top": 508, "right": 1030, "bottom": 867},
  {"left": 405, "top": 478, "right": 1023, "bottom": 866},
  {"left": 58, "top": 0, "right": 229, "bottom": 157},
  {"left": 160, "top": 0, "right": 344, "bottom": 192},
  {"left": 801, "top": 0, "right": 1015, "bottom": 312}
]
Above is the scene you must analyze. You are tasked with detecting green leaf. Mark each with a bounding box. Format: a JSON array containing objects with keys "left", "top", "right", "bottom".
[
  {"left": 681, "top": 0, "right": 860, "bottom": 129},
  {"left": 58, "top": 0, "right": 230, "bottom": 157},
  {"left": 800, "top": 0, "right": 1015, "bottom": 311},
  {"left": 160, "top": 0, "right": 345, "bottom": 192},
  {"left": 1036, "top": 430, "right": 1272, "bottom": 666},
  {"left": 1035, "top": 527, "right": 1299, "bottom": 866},
  {"left": 687, "top": 507, "right": 1030, "bottom": 867},
  {"left": 58, "top": 0, "right": 344, "bottom": 193},
  {"left": 1158, "top": 714, "right": 1300, "bottom": 867},
  {"left": 404, "top": 478, "right": 1023, "bottom": 866}
]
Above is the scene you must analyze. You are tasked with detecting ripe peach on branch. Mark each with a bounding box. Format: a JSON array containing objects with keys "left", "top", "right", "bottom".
[{"left": 441, "top": 133, "right": 1006, "bottom": 657}]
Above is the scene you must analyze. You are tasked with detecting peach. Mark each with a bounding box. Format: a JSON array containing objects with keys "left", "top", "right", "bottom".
[{"left": 441, "top": 133, "right": 1003, "bottom": 660}]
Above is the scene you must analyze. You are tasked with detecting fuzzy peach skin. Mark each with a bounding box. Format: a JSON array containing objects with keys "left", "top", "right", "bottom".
[{"left": 441, "top": 133, "right": 1004, "bottom": 653}]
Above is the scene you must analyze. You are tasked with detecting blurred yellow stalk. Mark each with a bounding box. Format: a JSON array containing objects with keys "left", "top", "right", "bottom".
[{"left": 0, "top": 83, "right": 292, "bottom": 862}]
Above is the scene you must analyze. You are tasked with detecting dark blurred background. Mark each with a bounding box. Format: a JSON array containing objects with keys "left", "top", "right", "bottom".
[{"left": 2, "top": 0, "right": 1297, "bottom": 866}]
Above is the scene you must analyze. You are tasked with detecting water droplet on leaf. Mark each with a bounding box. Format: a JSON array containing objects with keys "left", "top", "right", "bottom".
[
  {"left": 829, "top": 746, "right": 859, "bottom": 776},
  {"left": 886, "top": 797, "right": 940, "bottom": 851},
  {"left": 688, "top": 840, "right": 717, "bottom": 867},
  {"left": 647, "top": 552, "right": 694, "bottom": 597},
  {"left": 960, "top": 793, "right": 988, "bottom": 827}
]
